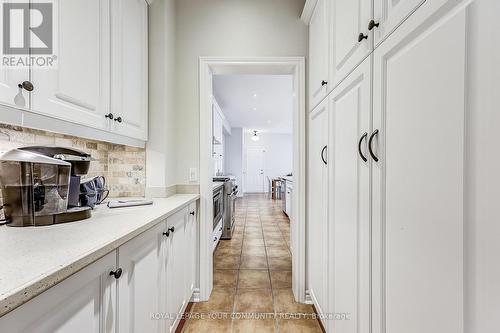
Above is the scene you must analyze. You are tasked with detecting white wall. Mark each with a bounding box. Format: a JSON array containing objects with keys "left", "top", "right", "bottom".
[
  {"left": 224, "top": 128, "right": 243, "bottom": 195},
  {"left": 174, "top": 0, "right": 307, "bottom": 183},
  {"left": 243, "top": 132, "right": 292, "bottom": 192},
  {"left": 146, "top": 0, "right": 177, "bottom": 195}
]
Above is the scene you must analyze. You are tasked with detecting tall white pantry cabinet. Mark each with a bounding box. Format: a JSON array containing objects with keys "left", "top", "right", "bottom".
[{"left": 305, "top": 0, "right": 495, "bottom": 332}]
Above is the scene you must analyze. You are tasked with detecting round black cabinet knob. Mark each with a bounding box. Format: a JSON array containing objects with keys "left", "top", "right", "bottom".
[
  {"left": 358, "top": 33, "right": 368, "bottom": 42},
  {"left": 368, "top": 20, "right": 380, "bottom": 31},
  {"left": 321, "top": 80, "right": 328, "bottom": 86},
  {"left": 19, "top": 81, "right": 34, "bottom": 92},
  {"left": 109, "top": 268, "right": 122, "bottom": 279},
  {"left": 114, "top": 116, "right": 122, "bottom": 123},
  {"left": 105, "top": 113, "right": 114, "bottom": 120},
  {"left": 190, "top": 211, "right": 195, "bottom": 216}
]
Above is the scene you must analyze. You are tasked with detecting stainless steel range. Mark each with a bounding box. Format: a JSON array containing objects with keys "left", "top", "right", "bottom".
[{"left": 213, "top": 177, "right": 238, "bottom": 239}]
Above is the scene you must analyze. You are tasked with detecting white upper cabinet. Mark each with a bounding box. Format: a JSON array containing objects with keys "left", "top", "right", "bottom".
[
  {"left": 371, "top": 2, "right": 468, "bottom": 332},
  {"left": 0, "top": 0, "right": 149, "bottom": 145},
  {"left": 329, "top": 0, "right": 371, "bottom": 87},
  {"left": 31, "top": 0, "right": 110, "bottom": 131},
  {"left": 0, "top": 252, "right": 117, "bottom": 333},
  {"left": 373, "top": 0, "right": 424, "bottom": 46},
  {"left": 111, "top": 0, "right": 149, "bottom": 140},
  {"left": 308, "top": 0, "right": 329, "bottom": 110},
  {"left": 0, "top": 68, "right": 30, "bottom": 110}
]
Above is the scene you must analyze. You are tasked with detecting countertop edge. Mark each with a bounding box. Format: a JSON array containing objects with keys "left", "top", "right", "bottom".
[{"left": 0, "top": 194, "right": 200, "bottom": 317}]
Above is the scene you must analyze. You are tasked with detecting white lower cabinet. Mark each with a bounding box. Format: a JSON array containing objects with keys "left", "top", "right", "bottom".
[
  {"left": 0, "top": 202, "right": 198, "bottom": 333},
  {"left": 117, "top": 222, "right": 166, "bottom": 333},
  {"left": 0, "top": 252, "right": 117, "bottom": 333}
]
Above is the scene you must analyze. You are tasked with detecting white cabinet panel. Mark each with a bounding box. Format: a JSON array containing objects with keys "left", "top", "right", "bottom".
[
  {"left": 330, "top": 0, "right": 371, "bottom": 87},
  {"left": 373, "top": 0, "right": 456, "bottom": 46},
  {"left": 111, "top": 0, "right": 148, "bottom": 140},
  {"left": 165, "top": 207, "right": 189, "bottom": 333},
  {"left": 308, "top": 0, "right": 329, "bottom": 110},
  {"left": 372, "top": 4, "right": 467, "bottom": 333},
  {"left": 307, "top": 98, "right": 328, "bottom": 319},
  {"left": 185, "top": 203, "right": 198, "bottom": 300},
  {"left": 0, "top": 252, "right": 116, "bottom": 333},
  {"left": 328, "top": 58, "right": 371, "bottom": 333},
  {"left": 118, "top": 223, "right": 166, "bottom": 333},
  {"left": 31, "top": 0, "right": 109, "bottom": 130}
]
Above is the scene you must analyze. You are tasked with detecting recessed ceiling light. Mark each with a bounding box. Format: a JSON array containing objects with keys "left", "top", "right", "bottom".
[
  {"left": 267, "top": 120, "right": 272, "bottom": 124},
  {"left": 253, "top": 93, "right": 257, "bottom": 97},
  {"left": 253, "top": 107, "right": 257, "bottom": 111}
]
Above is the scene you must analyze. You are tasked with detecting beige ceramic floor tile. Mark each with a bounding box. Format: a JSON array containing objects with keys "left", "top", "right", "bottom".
[
  {"left": 182, "top": 318, "right": 232, "bottom": 333},
  {"left": 277, "top": 319, "right": 323, "bottom": 333},
  {"left": 235, "top": 289, "right": 274, "bottom": 313},
  {"left": 191, "top": 288, "right": 235, "bottom": 313},
  {"left": 238, "top": 269, "right": 271, "bottom": 289},
  {"left": 232, "top": 318, "right": 277, "bottom": 333},
  {"left": 214, "top": 254, "right": 240, "bottom": 270},
  {"left": 213, "top": 269, "right": 238, "bottom": 288},
  {"left": 270, "top": 270, "right": 292, "bottom": 289},
  {"left": 240, "top": 255, "right": 268, "bottom": 270},
  {"left": 268, "top": 256, "right": 292, "bottom": 271}
]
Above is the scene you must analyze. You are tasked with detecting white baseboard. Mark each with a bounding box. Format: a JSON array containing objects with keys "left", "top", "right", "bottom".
[
  {"left": 190, "top": 288, "right": 200, "bottom": 302},
  {"left": 307, "top": 288, "right": 326, "bottom": 329}
]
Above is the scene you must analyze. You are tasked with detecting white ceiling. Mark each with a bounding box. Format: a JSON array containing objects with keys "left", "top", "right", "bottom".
[{"left": 213, "top": 75, "right": 294, "bottom": 133}]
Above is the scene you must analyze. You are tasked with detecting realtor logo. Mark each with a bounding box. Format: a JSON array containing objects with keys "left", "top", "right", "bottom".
[{"left": 1, "top": 0, "right": 57, "bottom": 68}]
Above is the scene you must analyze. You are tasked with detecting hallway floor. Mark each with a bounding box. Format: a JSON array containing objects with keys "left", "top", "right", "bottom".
[{"left": 181, "top": 194, "right": 323, "bottom": 332}]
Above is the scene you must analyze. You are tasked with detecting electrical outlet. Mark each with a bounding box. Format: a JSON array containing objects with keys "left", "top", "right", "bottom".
[{"left": 189, "top": 168, "right": 198, "bottom": 182}]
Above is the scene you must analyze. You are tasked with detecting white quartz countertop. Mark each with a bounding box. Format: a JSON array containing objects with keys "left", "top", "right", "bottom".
[{"left": 0, "top": 194, "right": 199, "bottom": 317}]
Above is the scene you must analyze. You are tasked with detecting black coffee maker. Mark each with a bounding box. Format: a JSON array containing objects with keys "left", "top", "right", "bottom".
[{"left": 19, "top": 146, "right": 93, "bottom": 223}]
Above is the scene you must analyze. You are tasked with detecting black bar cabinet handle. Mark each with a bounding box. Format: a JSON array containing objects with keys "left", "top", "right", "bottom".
[
  {"left": 358, "top": 132, "right": 368, "bottom": 162},
  {"left": 321, "top": 145, "right": 327, "bottom": 165},
  {"left": 368, "top": 129, "right": 379, "bottom": 162}
]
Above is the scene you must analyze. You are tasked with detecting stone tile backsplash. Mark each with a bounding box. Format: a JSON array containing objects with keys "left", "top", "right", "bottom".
[{"left": 0, "top": 123, "right": 146, "bottom": 198}]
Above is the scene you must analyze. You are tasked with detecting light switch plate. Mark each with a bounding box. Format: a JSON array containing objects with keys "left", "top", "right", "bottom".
[{"left": 189, "top": 168, "right": 198, "bottom": 182}]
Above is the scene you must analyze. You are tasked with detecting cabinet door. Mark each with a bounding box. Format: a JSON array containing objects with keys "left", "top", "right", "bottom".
[
  {"left": 111, "top": 0, "right": 148, "bottom": 140},
  {"left": 307, "top": 98, "right": 328, "bottom": 320},
  {"left": 327, "top": 58, "right": 371, "bottom": 333},
  {"left": 308, "top": 0, "right": 329, "bottom": 110},
  {"left": 373, "top": 0, "right": 455, "bottom": 46},
  {"left": 31, "top": 0, "right": 109, "bottom": 130},
  {"left": 165, "top": 207, "right": 188, "bottom": 333},
  {"left": 118, "top": 223, "right": 165, "bottom": 333},
  {"left": 330, "top": 0, "right": 371, "bottom": 87},
  {"left": 0, "top": 252, "right": 116, "bottom": 333},
  {"left": 0, "top": 70, "right": 30, "bottom": 110},
  {"left": 371, "top": 3, "right": 467, "bottom": 333},
  {"left": 185, "top": 203, "right": 197, "bottom": 300}
]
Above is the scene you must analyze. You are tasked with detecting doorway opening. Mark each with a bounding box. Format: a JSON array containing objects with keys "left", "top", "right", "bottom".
[{"left": 198, "top": 57, "right": 306, "bottom": 304}]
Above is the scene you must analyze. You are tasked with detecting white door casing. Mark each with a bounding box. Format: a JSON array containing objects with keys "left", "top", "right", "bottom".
[{"left": 245, "top": 147, "right": 266, "bottom": 193}]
